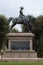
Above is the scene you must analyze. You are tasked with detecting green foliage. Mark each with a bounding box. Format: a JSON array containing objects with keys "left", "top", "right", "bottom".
[
  {"left": 33, "top": 15, "right": 43, "bottom": 58},
  {"left": 0, "top": 15, "right": 9, "bottom": 49},
  {"left": 11, "top": 28, "right": 19, "bottom": 32}
]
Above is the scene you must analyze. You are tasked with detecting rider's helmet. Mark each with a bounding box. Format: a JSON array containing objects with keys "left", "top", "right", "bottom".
[{"left": 20, "top": 7, "right": 24, "bottom": 10}]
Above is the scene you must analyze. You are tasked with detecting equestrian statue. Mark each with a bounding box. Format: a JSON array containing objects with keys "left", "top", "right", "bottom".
[{"left": 8, "top": 7, "right": 35, "bottom": 32}]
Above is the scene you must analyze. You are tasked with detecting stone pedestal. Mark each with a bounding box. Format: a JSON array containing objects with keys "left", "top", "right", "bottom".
[{"left": 3, "top": 33, "right": 37, "bottom": 58}]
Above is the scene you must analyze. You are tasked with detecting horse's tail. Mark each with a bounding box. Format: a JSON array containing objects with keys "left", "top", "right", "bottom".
[{"left": 8, "top": 17, "right": 13, "bottom": 24}]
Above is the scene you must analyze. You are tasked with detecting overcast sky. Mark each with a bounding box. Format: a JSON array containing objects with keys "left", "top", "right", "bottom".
[
  {"left": 0, "top": 0, "right": 43, "bottom": 18},
  {"left": 0, "top": 0, "right": 43, "bottom": 31}
]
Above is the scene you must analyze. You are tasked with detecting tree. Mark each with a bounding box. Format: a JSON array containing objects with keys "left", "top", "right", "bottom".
[
  {"left": 0, "top": 15, "right": 9, "bottom": 50},
  {"left": 33, "top": 15, "right": 43, "bottom": 57},
  {"left": 11, "top": 28, "right": 19, "bottom": 32}
]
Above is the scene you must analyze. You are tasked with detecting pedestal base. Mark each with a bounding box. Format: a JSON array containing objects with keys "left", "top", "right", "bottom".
[
  {"left": 6, "top": 33, "right": 37, "bottom": 58},
  {"left": 3, "top": 50, "right": 37, "bottom": 58}
]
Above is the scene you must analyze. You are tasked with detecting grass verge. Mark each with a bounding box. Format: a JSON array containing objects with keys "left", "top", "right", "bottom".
[{"left": 0, "top": 62, "right": 43, "bottom": 65}]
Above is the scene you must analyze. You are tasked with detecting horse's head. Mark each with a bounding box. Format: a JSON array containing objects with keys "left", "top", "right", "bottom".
[{"left": 26, "top": 15, "right": 35, "bottom": 24}]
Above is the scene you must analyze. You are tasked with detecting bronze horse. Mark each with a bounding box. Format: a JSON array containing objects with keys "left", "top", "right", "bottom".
[{"left": 8, "top": 15, "right": 35, "bottom": 32}]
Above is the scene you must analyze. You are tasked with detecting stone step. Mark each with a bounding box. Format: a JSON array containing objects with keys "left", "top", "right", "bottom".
[{"left": 0, "top": 58, "right": 43, "bottom": 62}]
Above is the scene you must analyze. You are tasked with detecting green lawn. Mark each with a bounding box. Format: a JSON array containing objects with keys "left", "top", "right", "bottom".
[{"left": 0, "top": 62, "right": 43, "bottom": 65}]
